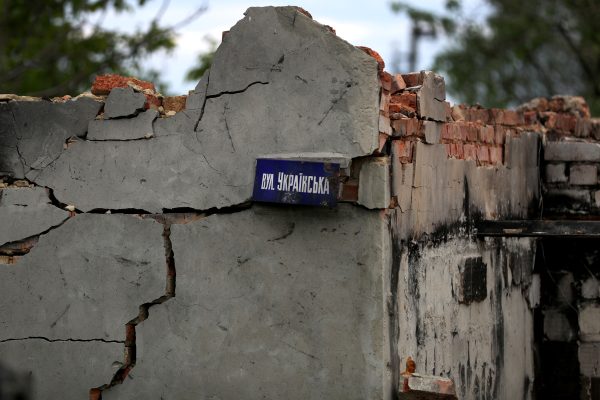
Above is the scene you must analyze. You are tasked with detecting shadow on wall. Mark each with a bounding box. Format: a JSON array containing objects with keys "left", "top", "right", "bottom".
[{"left": 0, "top": 362, "right": 32, "bottom": 400}]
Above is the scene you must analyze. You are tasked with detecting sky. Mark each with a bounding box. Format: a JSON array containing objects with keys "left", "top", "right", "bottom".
[{"left": 103, "top": 0, "right": 489, "bottom": 95}]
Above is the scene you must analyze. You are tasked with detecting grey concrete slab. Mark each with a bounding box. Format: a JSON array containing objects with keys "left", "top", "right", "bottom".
[
  {"left": 103, "top": 204, "right": 392, "bottom": 400},
  {"left": 88, "top": 109, "right": 157, "bottom": 140},
  {"left": 0, "top": 339, "right": 120, "bottom": 400},
  {"left": 31, "top": 7, "right": 380, "bottom": 211},
  {"left": 104, "top": 86, "right": 146, "bottom": 119},
  {"left": 0, "top": 214, "right": 165, "bottom": 341},
  {"left": 423, "top": 121, "right": 442, "bottom": 144},
  {"left": 358, "top": 157, "right": 391, "bottom": 209},
  {"left": 206, "top": 6, "right": 379, "bottom": 154},
  {"left": 544, "top": 141, "right": 600, "bottom": 161},
  {"left": 0, "top": 97, "right": 102, "bottom": 179},
  {"left": 579, "top": 342, "right": 600, "bottom": 377},
  {"left": 569, "top": 164, "right": 597, "bottom": 185},
  {"left": 545, "top": 163, "right": 567, "bottom": 183},
  {"left": 579, "top": 304, "right": 600, "bottom": 342},
  {"left": 0, "top": 187, "right": 69, "bottom": 246}
]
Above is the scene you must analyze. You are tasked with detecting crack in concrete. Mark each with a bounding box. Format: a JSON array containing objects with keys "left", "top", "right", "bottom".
[
  {"left": 0, "top": 336, "right": 124, "bottom": 344},
  {"left": 318, "top": 81, "right": 353, "bottom": 126},
  {"left": 90, "top": 222, "right": 176, "bottom": 397},
  {"left": 222, "top": 102, "right": 236, "bottom": 153}
]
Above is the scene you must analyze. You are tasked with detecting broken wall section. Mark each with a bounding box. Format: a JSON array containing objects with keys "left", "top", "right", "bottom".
[
  {"left": 355, "top": 52, "right": 544, "bottom": 399},
  {"left": 0, "top": 6, "right": 393, "bottom": 400}
]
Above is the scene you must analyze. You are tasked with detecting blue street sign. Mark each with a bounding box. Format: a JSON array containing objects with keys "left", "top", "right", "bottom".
[{"left": 252, "top": 159, "right": 340, "bottom": 207}]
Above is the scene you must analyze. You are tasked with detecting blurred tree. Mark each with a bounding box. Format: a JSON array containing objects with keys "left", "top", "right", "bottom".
[
  {"left": 391, "top": 0, "right": 600, "bottom": 115},
  {"left": 0, "top": 0, "right": 206, "bottom": 96},
  {"left": 185, "top": 35, "right": 217, "bottom": 83}
]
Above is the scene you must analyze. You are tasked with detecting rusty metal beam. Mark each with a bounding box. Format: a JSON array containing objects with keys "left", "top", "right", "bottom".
[{"left": 476, "top": 220, "right": 600, "bottom": 238}]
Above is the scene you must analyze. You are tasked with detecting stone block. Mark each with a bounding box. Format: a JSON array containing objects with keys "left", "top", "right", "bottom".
[
  {"left": 543, "top": 309, "right": 576, "bottom": 342},
  {"left": 544, "top": 141, "right": 600, "bottom": 162},
  {"left": 0, "top": 187, "right": 69, "bottom": 246},
  {"left": 392, "top": 118, "right": 420, "bottom": 138},
  {"left": 570, "top": 164, "right": 598, "bottom": 185},
  {"left": 358, "top": 157, "right": 391, "bottom": 209},
  {"left": 545, "top": 163, "right": 567, "bottom": 183},
  {"left": 417, "top": 91, "right": 446, "bottom": 122},
  {"left": 103, "top": 86, "right": 146, "bottom": 118},
  {"left": 579, "top": 304, "right": 600, "bottom": 342},
  {"left": 379, "top": 114, "right": 392, "bottom": 136},
  {"left": 391, "top": 150, "right": 414, "bottom": 211},
  {"left": 399, "top": 374, "right": 457, "bottom": 399},
  {"left": 423, "top": 121, "right": 442, "bottom": 144},
  {"left": 581, "top": 277, "right": 599, "bottom": 299},
  {"left": 88, "top": 109, "right": 157, "bottom": 140},
  {"left": 391, "top": 73, "right": 407, "bottom": 93},
  {"left": 579, "top": 342, "right": 600, "bottom": 377},
  {"left": 595, "top": 190, "right": 600, "bottom": 208},
  {"left": 544, "top": 189, "right": 591, "bottom": 213}
]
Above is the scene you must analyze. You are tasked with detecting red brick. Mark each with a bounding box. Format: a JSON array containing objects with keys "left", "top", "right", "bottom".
[
  {"left": 445, "top": 102, "right": 452, "bottom": 122},
  {"left": 390, "top": 93, "right": 417, "bottom": 112},
  {"left": 451, "top": 143, "right": 464, "bottom": 159},
  {"left": 476, "top": 145, "right": 490, "bottom": 165},
  {"left": 479, "top": 125, "right": 495, "bottom": 144},
  {"left": 293, "top": 6, "right": 313, "bottom": 18},
  {"left": 451, "top": 105, "right": 466, "bottom": 121},
  {"left": 380, "top": 90, "right": 390, "bottom": 113},
  {"left": 493, "top": 125, "right": 506, "bottom": 145},
  {"left": 91, "top": 74, "right": 155, "bottom": 95},
  {"left": 464, "top": 144, "right": 477, "bottom": 161},
  {"left": 555, "top": 114, "right": 577, "bottom": 132},
  {"left": 340, "top": 179, "right": 358, "bottom": 201},
  {"left": 523, "top": 111, "right": 538, "bottom": 125},
  {"left": 441, "top": 124, "right": 451, "bottom": 142},
  {"left": 471, "top": 107, "right": 490, "bottom": 124},
  {"left": 393, "top": 140, "right": 413, "bottom": 163},
  {"left": 489, "top": 146, "right": 503, "bottom": 165},
  {"left": 542, "top": 112, "right": 557, "bottom": 129},
  {"left": 402, "top": 72, "right": 423, "bottom": 87},
  {"left": 390, "top": 74, "right": 406, "bottom": 93},
  {"left": 392, "top": 118, "right": 421, "bottom": 137},
  {"left": 144, "top": 93, "right": 162, "bottom": 110},
  {"left": 380, "top": 72, "right": 392, "bottom": 91},
  {"left": 575, "top": 118, "right": 592, "bottom": 138},
  {"left": 499, "top": 110, "right": 522, "bottom": 126},
  {"left": 465, "top": 122, "right": 478, "bottom": 142},
  {"left": 377, "top": 132, "right": 390, "bottom": 153},
  {"left": 357, "top": 46, "right": 384, "bottom": 72},
  {"left": 163, "top": 96, "right": 187, "bottom": 113}
]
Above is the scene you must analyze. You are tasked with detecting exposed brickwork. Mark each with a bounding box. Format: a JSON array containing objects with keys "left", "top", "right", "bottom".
[{"left": 92, "top": 74, "right": 162, "bottom": 111}]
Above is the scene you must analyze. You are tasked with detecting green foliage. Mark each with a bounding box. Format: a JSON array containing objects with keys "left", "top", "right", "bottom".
[
  {"left": 391, "top": 0, "right": 600, "bottom": 115},
  {"left": 185, "top": 35, "right": 217, "bottom": 83},
  {"left": 0, "top": 0, "right": 177, "bottom": 96},
  {"left": 390, "top": 1, "right": 456, "bottom": 36}
]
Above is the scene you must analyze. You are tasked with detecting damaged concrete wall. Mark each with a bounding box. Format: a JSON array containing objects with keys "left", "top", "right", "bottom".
[
  {"left": 1, "top": 4, "right": 594, "bottom": 400},
  {"left": 0, "top": 6, "right": 392, "bottom": 400}
]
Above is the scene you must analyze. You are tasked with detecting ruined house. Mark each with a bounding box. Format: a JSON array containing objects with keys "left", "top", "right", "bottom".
[{"left": 0, "top": 6, "right": 599, "bottom": 400}]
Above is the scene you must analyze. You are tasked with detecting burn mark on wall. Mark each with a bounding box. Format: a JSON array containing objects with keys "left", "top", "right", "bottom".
[{"left": 459, "top": 257, "right": 487, "bottom": 305}]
